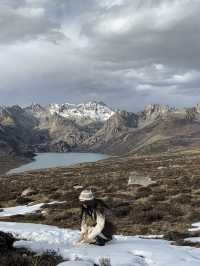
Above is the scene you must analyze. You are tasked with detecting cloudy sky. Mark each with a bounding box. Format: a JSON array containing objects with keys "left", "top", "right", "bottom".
[{"left": 0, "top": 0, "right": 200, "bottom": 111}]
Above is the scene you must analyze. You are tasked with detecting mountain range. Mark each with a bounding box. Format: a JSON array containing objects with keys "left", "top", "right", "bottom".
[{"left": 1, "top": 101, "right": 200, "bottom": 156}]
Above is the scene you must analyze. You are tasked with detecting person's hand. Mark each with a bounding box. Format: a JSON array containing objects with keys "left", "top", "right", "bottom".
[
  {"left": 82, "top": 236, "right": 95, "bottom": 244},
  {"left": 73, "top": 232, "right": 86, "bottom": 245},
  {"left": 73, "top": 239, "right": 83, "bottom": 246}
]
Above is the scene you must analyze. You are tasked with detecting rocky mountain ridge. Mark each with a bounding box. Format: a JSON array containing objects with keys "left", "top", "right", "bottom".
[
  {"left": 26, "top": 101, "right": 115, "bottom": 125},
  {"left": 1, "top": 101, "right": 200, "bottom": 156}
]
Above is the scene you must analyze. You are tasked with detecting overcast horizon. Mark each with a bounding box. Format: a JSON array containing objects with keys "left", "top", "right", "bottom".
[{"left": 0, "top": 0, "right": 200, "bottom": 112}]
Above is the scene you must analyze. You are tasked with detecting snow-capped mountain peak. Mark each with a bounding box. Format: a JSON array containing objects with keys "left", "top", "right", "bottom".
[{"left": 48, "top": 101, "right": 115, "bottom": 122}]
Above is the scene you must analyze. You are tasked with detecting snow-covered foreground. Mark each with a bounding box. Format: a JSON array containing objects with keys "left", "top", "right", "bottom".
[{"left": 0, "top": 222, "right": 200, "bottom": 266}]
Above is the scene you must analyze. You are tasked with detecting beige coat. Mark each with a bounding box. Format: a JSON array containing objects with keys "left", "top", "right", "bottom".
[{"left": 81, "top": 210, "right": 107, "bottom": 241}]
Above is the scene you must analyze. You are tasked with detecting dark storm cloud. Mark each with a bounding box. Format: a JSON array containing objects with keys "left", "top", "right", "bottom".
[{"left": 0, "top": 0, "right": 200, "bottom": 111}]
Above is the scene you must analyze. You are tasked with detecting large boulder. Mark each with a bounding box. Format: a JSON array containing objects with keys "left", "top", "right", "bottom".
[{"left": 127, "top": 171, "right": 155, "bottom": 187}]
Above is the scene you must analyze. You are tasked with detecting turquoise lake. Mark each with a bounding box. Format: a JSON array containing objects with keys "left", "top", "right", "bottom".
[{"left": 8, "top": 152, "right": 108, "bottom": 174}]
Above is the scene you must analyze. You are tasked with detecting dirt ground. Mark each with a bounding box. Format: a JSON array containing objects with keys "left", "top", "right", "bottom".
[{"left": 0, "top": 150, "right": 200, "bottom": 239}]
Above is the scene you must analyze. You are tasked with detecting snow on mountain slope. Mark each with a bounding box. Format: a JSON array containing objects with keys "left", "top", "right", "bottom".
[
  {"left": 0, "top": 222, "right": 200, "bottom": 266},
  {"left": 25, "top": 103, "right": 47, "bottom": 118},
  {"left": 48, "top": 101, "right": 115, "bottom": 122}
]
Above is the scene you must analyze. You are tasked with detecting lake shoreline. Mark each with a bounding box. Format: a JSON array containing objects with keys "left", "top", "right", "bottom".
[
  {"left": 0, "top": 155, "right": 33, "bottom": 176},
  {"left": 5, "top": 152, "right": 109, "bottom": 175}
]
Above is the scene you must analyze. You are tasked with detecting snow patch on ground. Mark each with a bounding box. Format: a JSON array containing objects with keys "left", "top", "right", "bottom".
[
  {"left": 189, "top": 222, "right": 200, "bottom": 232},
  {"left": 0, "top": 222, "right": 200, "bottom": 266},
  {"left": 139, "top": 234, "right": 164, "bottom": 239},
  {"left": 0, "top": 203, "right": 44, "bottom": 217},
  {"left": 57, "top": 262, "right": 93, "bottom": 266},
  {"left": 0, "top": 201, "right": 65, "bottom": 217},
  {"left": 185, "top": 237, "right": 200, "bottom": 243},
  {"left": 186, "top": 222, "right": 200, "bottom": 243}
]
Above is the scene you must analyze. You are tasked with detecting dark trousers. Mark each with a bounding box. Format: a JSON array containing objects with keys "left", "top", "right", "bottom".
[{"left": 93, "top": 235, "right": 111, "bottom": 246}]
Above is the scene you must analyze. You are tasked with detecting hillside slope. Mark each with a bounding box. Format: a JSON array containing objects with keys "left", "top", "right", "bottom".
[{"left": 1, "top": 101, "right": 200, "bottom": 156}]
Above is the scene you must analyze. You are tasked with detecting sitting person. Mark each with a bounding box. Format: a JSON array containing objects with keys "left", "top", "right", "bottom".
[{"left": 77, "top": 189, "right": 115, "bottom": 246}]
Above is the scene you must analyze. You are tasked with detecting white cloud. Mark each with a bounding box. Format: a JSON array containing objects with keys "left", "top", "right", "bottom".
[
  {"left": 26, "top": 0, "right": 47, "bottom": 5},
  {"left": 16, "top": 7, "right": 45, "bottom": 18},
  {"left": 154, "top": 64, "right": 164, "bottom": 71},
  {"left": 98, "top": 0, "right": 127, "bottom": 9},
  {"left": 97, "top": 16, "right": 132, "bottom": 34},
  {"left": 173, "top": 71, "right": 200, "bottom": 83}
]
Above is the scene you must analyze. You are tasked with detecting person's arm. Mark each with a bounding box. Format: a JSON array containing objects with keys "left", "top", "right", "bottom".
[
  {"left": 78, "top": 231, "right": 87, "bottom": 242},
  {"left": 87, "top": 211, "right": 105, "bottom": 241},
  {"left": 76, "top": 219, "right": 88, "bottom": 243}
]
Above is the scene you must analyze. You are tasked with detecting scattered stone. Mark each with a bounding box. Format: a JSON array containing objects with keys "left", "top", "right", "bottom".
[
  {"left": 41, "top": 210, "right": 48, "bottom": 215},
  {"left": 127, "top": 171, "right": 156, "bottom": 187},
  {"left": 157, "top": 166, "right": 167, "bottom": 170},
  {"left": 170, "top": 164, "right": 181, "bottom": 168},
  {"left": 21, "top": 187, "right": 35, "bottom": 197},
  {"left": 73, "top": 185, "right": 83, "bottom": 190},
  {"left": 63, "top": 172, "right": 74, "bottom": 176}
]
